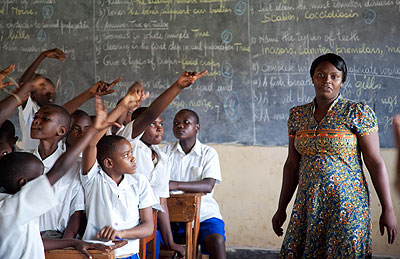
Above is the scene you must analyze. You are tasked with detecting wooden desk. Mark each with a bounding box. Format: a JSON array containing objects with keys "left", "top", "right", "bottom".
[{"left": 167, "top": 193, "right": 204, "bottom": 259}]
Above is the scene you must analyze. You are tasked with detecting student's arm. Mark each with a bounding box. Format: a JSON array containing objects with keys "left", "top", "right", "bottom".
[
  {"left": 169, "top": 178, "right": 216, "bottom": 193},
  {"left": 131, "top": 71, "right": 207, "bottom": 139},
  {"left": 63, "top": 210, "right": 85, "bottom": 239},
  {"left": 81, "top": 88, "right": 147, "bottom": 174},
  {"left": 0, "top": 65, "right": 15, "bottom": 90},
  {"left": 359, "top": 131, "right": 398, "bottom": 244},
  {"left": 46, "top": 96, "right": 107, "bottom": 185},
  {"left": 97, "top": 206, "right": 153, "bottom": 240},
  {"left": 0, "top": 76, "right": 44, "bottom": 126},
  {"left": 272, "top": 136, "right": 300, "bottom": 237},
  {"left": 19, "top": 48, "right": 66, "bottom": 84},
  {"left": 63, "top": 78, "right": 120, "bottom": 114},
  {"left": 43, "top": 238, "right": 111, "bottom": 258},
  {"left": 158, "top": 198, "right": 185, "bottom": 258}
]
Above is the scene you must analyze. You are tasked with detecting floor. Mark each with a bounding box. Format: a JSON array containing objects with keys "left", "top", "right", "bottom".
[{"left": 225, "top": 248, "right": 400, "bottom": 259}]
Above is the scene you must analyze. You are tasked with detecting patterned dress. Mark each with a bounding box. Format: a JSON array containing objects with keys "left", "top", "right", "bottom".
[{"left": 280, "top": 95, "right": 377, "bottom": 259}]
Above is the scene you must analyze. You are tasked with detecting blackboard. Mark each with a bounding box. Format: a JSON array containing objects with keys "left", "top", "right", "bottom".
[{"left": 1, "top": 0, "right": 400, "bottom": 147}]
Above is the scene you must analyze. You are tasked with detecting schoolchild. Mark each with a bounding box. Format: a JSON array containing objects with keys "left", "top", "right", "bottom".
[
  {"left": 162, "top": 109, "right": 227, "bottom": 259},
  {"left": 80, "top": 87, "right": 158, "bottom": 259}
]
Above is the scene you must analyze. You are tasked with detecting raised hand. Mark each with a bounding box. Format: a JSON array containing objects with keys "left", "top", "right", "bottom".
[
  {"left": 88, "top": 78, "right": 120, "bottom": 97},
  {"left": 175, "top": 70, "right": 208, "bottom": 89},
  {"left": 0, "top": 65, "right": 15, "bottom": 89},
  {"left": 92, "top": 95, "right": 117, "bottom": 131},
  {"left": 123, "top": 81, "right": 149, "bottom": 109},
  {"left": 41, "top": 48, "right": 66, "bottom": 61}
]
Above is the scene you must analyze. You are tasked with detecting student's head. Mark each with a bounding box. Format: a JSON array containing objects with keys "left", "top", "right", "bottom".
[
  {"left": 173, "top": 109, "right": 200, "bottom": 141},
  {"left": 0, "top": 152, "right": 44, "bottom": 194},
  {"left": 132, "top": 107, "right": 164, "bottom": 146},
  {"left": 66, "top": 110, "right": 92, "bottom": 147},
  {"left": 0, "top": 120, "right": 17, "bottom": 156},
  {"left": 97, "top": 135, "right": 136, "bottom": 175},
  {"left": 31, "top": 104, "right": 71, "bottom": 141},
  {"left": 30, "top": 74, "right": 56, "bottom": 107}
]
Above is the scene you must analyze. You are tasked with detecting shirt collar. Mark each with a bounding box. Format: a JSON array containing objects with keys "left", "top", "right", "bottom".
[
  {"left": 311, "top": 93, "right": 342, "bottom": 114},
  {"left": 174, "top": 139, "right": 202, "bottom": 156},
  {"left": 100, "top": 169, "right": 130, "bottom": 189},
  {"left": 33, "top": 144, "right": 64, "bottom": 172}
]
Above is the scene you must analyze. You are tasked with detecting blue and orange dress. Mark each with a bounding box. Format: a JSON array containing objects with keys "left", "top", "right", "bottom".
[{"left": 280, "top": 95, "right": 377, "bottom": 258}]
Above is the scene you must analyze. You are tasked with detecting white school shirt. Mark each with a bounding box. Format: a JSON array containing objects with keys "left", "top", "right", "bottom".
[
  {"left": 33, "top": 145, "right": 85, "bottom": 233},
  {"left": 162, "top": 140, "right": 223, "bottom": 222},
  {"left": 133, "top": 141, "right": 171, "bottom": 202},
  {"left": 0, "top": 175, "right": 58, "bottom": 259},
  {"left": 81, "top": 162, "right": 158, "bottom": 257},
  {"left": 18, "top": 96, "right": 40, "bottom": 151},
  {"left": 115, "top": 119, "right": 134, "bottom": 140}
]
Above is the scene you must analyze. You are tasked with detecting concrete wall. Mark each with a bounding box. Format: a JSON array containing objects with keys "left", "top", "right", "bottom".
[{"left": 210, "top": 145, "right": 400, "bottom": 257}]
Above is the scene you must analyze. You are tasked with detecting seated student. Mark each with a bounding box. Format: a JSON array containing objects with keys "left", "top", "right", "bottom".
[
  {"left": 80, "top": 87, "right": 158, "bottom": 259},
  {"left": 162, "top": 109, "right": 227, "bottom": 259},
  {"left": 0, "top": 96, "right": 112, "bottom": 259},
  {"left": 30, "top": 103, "right": 85, "bottom": 239},
  {"left": 131, "top": 107, "right": 185, "bottom": 258}
]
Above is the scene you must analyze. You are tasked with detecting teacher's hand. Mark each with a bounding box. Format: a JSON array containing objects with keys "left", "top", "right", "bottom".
[
  {"left": 272, "top": 209, "right": 287, "bottom": 237},
  {"left": 380, "top": 208, "right": 398, "bottom": 244}
]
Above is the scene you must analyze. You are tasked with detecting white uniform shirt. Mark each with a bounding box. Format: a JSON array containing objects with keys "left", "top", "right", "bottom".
[
  {"left": 81, "top": 162, "right": 158, "bottom": 257},
  {"left": 33, "top": 145, "right": 85, "bottom": 233},
  {"left": 162, "top": 140, "right": 223, "bottom": 222},
  {"left": 132, "top": 142, "right": 171, "bottom": 202},
  {"left": 0, "top": 175, "right": 58, "bottom": 259},
  {"left": 18, "top": 96, "right": 40, "bottom": 151},
  {"left": 116, "top": 120, "right": 134, "bottom": 141}
]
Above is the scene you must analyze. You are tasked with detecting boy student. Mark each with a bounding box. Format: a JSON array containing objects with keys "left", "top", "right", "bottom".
[
  {"left": 162, "top": 109, "right": 226, "bottom": 259},
  {"left": 0, "top": 96, "right": 113, "bottom": 259},
  {"left": 18, "top": 48, "right": 118, "bottom": 151},
  {"left": 80, "top": 83, "right": 158, "bottom": 259}
]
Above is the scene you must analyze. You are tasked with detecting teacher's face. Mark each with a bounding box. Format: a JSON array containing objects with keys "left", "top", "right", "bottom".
[{"left": 312, "top": 61, "right": 343, "bottom": 101}]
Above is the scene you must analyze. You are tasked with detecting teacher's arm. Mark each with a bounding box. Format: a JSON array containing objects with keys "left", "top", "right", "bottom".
[
  {"left": 359, "top": 131, "right": 398, "bottom": 244},
  {"left": 272, "top": 136, "right": 300, "bottom": 236}
]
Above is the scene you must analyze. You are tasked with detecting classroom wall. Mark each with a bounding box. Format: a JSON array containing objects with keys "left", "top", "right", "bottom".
[{"left": 209, "top": 145, "right": 400, "bottom": 257}]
